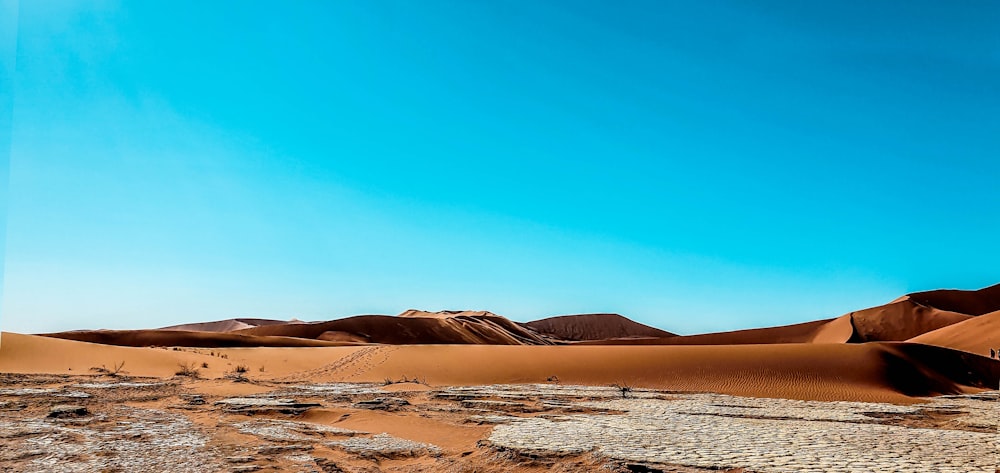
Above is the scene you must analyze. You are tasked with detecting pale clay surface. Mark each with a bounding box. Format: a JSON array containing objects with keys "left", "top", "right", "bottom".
[{"left": 1, "top": 381, "right": 996, "bottom": 472}]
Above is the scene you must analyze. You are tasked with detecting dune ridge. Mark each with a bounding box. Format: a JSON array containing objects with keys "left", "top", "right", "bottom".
[
  {"left": 40, "top": 329, "right": 349, "bottom": 348},
  {"left": 234, "top": 314, "right": 552, "bottom": 345},
  {"left": 158, "top": 318, "right": 299, "bottom": 333},
  {"left": 899, "top": 283, "right": 1000, "bottom": 316},
  {"left": 523, "top": 313, "right": 676, "bottom": 341}
]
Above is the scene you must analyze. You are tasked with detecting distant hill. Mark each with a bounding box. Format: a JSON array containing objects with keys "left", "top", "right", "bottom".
[
  {"left": 523, "top": 313, "right": 675, "bottom": 341},
  {"left": 235, "top": 313, "right": 553, "bottom": 345},
  {"left": 158, "top": 318, "right": 299, "bottom": 333}
]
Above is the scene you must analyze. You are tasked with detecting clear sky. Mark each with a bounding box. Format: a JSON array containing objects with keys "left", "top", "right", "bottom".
[{"left": 2, "top": 1, "right": 998, "bottom": 334}]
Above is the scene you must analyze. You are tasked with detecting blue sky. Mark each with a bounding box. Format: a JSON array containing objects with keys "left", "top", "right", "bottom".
[{"left": 2, "top": 1, "right": 998, "bottom": 334}]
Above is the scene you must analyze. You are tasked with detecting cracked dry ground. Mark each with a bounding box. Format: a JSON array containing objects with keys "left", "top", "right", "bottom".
[{"left": 0, "top": 374, "right": 997, "bottom": 473}]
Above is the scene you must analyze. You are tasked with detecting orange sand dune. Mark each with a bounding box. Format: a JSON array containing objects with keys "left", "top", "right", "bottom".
[
  {"left": 845, "top": 298, "right": 971, "bottom": 342},
  {"left": 908, "top": 310, "right": 1000, "bottom": 355},
  {"left": 159, "top": 318, "right": 299, "bottom": 332},
  {"left": 581, "top": 317, "right": 851, "bottom": 345},
  {"left": 3, "top": 332, "right": 997, "bottom": 403},
  {"left": 235, "top": 314, "right": 552, "bottom": 345},
  {"left": 898, "top": 283, "right": 1000, "bottom": 315},
  {"left": 39, "top": 329, "right": 349, "bottom": 348},
  {"left": 583, "top": 298, "right": 970, "bottom": 346},
  {"left": 523, "top": 313, "right": 676, "bottom": 341},
  {"left": 397, "top": 309, "right": 501, "bottom": 319}
]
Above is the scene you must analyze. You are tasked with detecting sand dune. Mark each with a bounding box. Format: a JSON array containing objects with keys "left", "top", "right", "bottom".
[
  {"left": 10, "top": 283, "right": 1000, "bottom": 405},
  {"left": 899, "top": 283, "right": 1000, "bottom": 315},
  {"left": 2, "top": 332, "right": 996, "bottom": 403},
  {"left": 845, "top": 298, "right": 971, "bottom": 342},
  {"left": 908, "top": 309, "right": 1000, "bottom": 355},
  {"left": 158, "top": 318, "right": 299, "bottom": 332},
  {"left": 234, "top": 314, "right": 552, "bottom": 345},
  {"left": 40, "top": 329, "right": 348, "bottom": 348},
  {"left": 523, "top": 313, "right": 675, "bottom": 341},
  {"left": 583, "top": 318, "right": 847, "bottom": 346},
  {"left": 583, "top": 296, "right": 971, "bottom": 346},
  {"left": 397, "top": 309, "right": 501, "bottom": 319}
]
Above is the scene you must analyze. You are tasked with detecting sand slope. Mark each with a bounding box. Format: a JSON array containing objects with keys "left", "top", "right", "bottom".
[
  {"left": 584, "top": 298, "right": 971, "bottom": 346},
  {"left": 2, "top": 332, "right": 997, "bottom": 403},
  {"left": 235, "top": 314, "right": 552, "bottom": 345},
  {"left": 900, "top": 283, "right": 1000, "bottom": 316},
  {"left": 586, "top": 318, "right": 848, "bottom": 346},
  {"left": 908, "top": 310, "right": 1000, "bottom": 355},
  {"left": 845, "top": 299, "right": 971, "bottom": 342},
  {"left": 40, "top": 329, "right": 348, "bottom": 348},
  {"left": 158, "top": 318, "right": 299, "bottom": 332},
  {"left": 523, "top": 313, "right": 676, "bottom": 341}
]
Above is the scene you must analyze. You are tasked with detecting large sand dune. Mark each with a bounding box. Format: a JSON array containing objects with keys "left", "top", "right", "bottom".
[
  {"left": 899, "top": 283, "right": 1000, "bottom": 316},
  {"left": 2, "top": 332, "right": 996, "bottom": 403},
  {"left": 581, "top": 292, "right": 974, "bottom": 346},
  {"left": 158, "top": 318, "right": 298, "bottom": 332},
  {"left": 233, "top": 313, "right": 552, "bottom": 345},
  {"left": 9, "top": 283, "right": 1000, "bottom": 404},
  {"left": 40, "top": 329, "right": 349, "bottom": 348}
]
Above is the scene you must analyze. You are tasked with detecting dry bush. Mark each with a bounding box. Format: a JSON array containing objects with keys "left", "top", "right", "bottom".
[
  {"left": 90, "top": 361, "right": 126, "bottom": 377},
  {"left": 175, "top": 362, "right": 201, "bottom": 378}
]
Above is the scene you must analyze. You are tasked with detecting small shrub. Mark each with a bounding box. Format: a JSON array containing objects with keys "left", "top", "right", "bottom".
[
  {"left": 201, "top": 362, "right": 209, "bottom": 369},
  {"left": 382, "top": 375, "right": 427, "bottom": 386},
  {"left": 91, "top": 361, "right": 127, "bottom": 377},
  {"left": 175, "top": 362, "right": 201, "bottom": 378},
  {"left": 611, "top": 382, "right": 633, "bottom": 399},
  {"left": 226, "top": 365, "right": 250, "bottom": 383}
]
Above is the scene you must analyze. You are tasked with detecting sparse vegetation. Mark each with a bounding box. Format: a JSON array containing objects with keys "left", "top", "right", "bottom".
[
  {"left": 90, "top": 361, "right": 126, "bottom": 377},
  {"left": 201, "top": 362, "right": 209, "bottom": 369},
  {"left": 612, "top": 382, "right": 633, "bottom": 399},
  {"left": 382, "top": 375, "right": 427, "bottom": 386},
  {"left": 175, "top": 362, "right": 201, "bottom": 378},
  {"left": 226, "top": 364, "right": 250, "bottom": 383}
]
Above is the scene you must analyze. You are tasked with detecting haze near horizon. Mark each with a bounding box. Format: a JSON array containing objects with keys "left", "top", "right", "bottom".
[{"left": 2, "top": 1, "right": 998, "bottom": 334}]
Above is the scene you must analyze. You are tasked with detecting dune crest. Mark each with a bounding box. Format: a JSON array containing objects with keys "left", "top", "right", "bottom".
[
  {"left": 899, "top": 283, "right": 1000, "bottom": 316},
  {"left": 397, "top": 309, "right": 502, "bottom": 319},
  {"left": 845, "top": 299, "right": 971, "bottom": 342},
  {"left": 159, "top": 318, "right": 299, "bottom": 333}
]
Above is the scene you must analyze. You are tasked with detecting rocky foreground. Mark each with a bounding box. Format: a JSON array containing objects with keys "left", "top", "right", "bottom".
[{"left": 0, "top": 373, "right": 996, "bottom": 473}]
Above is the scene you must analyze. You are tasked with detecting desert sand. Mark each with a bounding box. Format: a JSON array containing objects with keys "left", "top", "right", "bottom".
[{"left": 3, "top": 284, "right": 999, "bottom": 472}]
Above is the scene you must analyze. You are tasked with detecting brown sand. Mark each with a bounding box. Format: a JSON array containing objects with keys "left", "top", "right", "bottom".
[
  {"left": 40, "top": 329, "right": 352, "bottom": 348},
  {"left": 233, "top": 314, "right": 551, "bottom": 345},
  {"left": 158, "top": 317, "right": 296, "bottom": 332},
  {"left": 578, "top": 297, "right": 971, "bottom": 346},
  {"left": 523, "top": 313, "right": 676, "bottom": 340},
  {"left": 908, "top": 309, "right": 1000, "bottom": 355},
  {"left": 2, "top": 332, "right": 996, "bottom": 403},
  {"left": 845, "top": 298, "right": 972, "bottom": 342},
  {"left": 899, "top": 282, "right": 1000, "bottom": 316}
]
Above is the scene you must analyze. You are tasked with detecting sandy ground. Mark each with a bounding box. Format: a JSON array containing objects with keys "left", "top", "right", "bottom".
[
  {"left": 1, "top": 372, "right": 997, "bottom": 473},
  {"left": 4, "top": 332, "right": 998, "bottom": 403}
]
